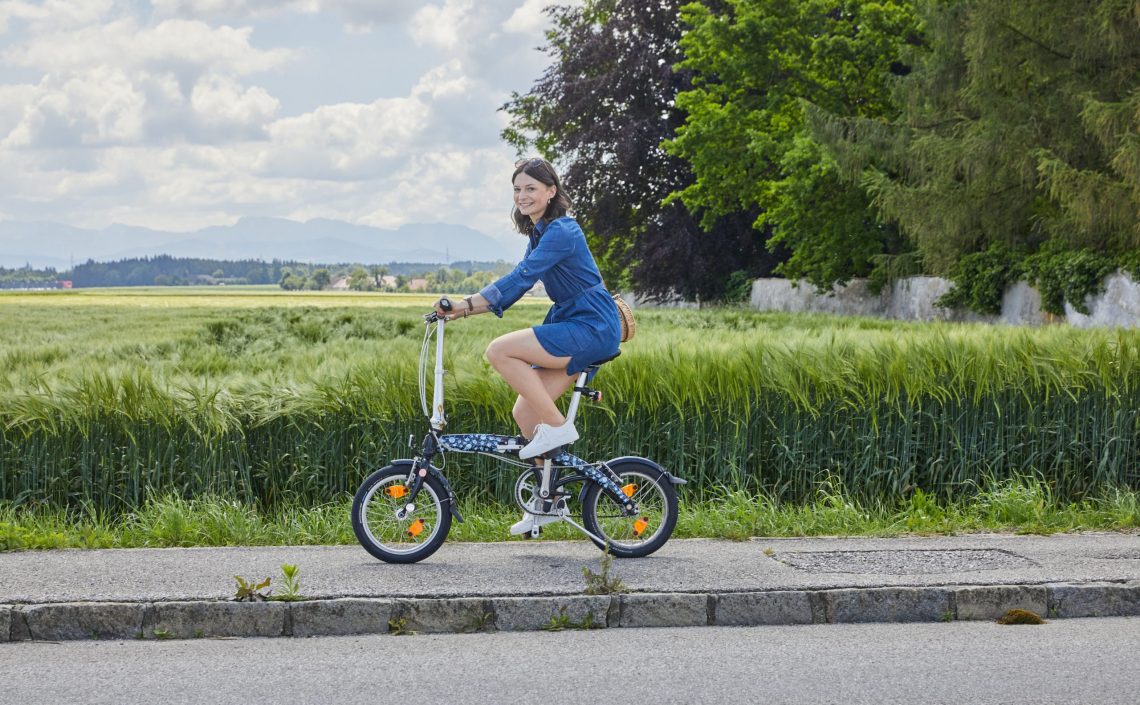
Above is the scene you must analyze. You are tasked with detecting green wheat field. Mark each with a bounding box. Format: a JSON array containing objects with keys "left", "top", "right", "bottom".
[{"left": 1, "top": 287, "right": 1138, "bottom": 547}]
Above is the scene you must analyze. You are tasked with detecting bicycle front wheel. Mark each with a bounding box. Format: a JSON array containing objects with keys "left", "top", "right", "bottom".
[
  {"left": 352, "top": 464, "right": 452, "bottom": 563},
  {"left": 582, "top": 459, "right": 678, "bottom": 558}
]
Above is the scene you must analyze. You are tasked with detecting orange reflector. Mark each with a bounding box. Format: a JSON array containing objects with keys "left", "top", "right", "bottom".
[
  {"left": 386, "top": 485, "right": 407, "bottom": 499},
  {"left": 633, "top": 517, "right": 649, "bottom": 536},
  {"left": 406, "top": 518, "right": 425, "bottom": 538},
  {"left": 622, "top": 483, "right": 638, "bottom": 498}
]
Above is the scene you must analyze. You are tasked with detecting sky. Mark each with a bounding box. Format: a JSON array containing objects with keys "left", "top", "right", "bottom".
[{"left": 0, "top": 0, "right": 578, "bottom": 247}]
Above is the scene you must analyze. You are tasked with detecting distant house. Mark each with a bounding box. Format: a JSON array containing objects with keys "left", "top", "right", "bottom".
[
  {"left": 408, "top": 278, "right": 429, "bottom": 292},
  {"left": 57, "top": 280, "right": 73, "bottom": 289},
  {"left": 330, "top": 276, "right": 350, "bottom": 290},
  {"left": 381, "top": 275, "right": 397, "bottom": 288},
  {"left": 526, "top": 282, "right": 547, "bottom": 298}
]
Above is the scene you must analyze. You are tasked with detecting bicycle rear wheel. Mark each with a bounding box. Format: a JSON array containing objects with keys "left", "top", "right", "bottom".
[
  {"left": 352, "top": 463, "right": 452, "bottom": 563},
  {"left": 582, "top": 459, "right": 678, "bottom": 558}
]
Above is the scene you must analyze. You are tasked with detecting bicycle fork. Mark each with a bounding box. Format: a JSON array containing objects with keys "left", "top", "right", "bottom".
[{"left": 399, "top": 431, "right": 465, "bottom": 524}]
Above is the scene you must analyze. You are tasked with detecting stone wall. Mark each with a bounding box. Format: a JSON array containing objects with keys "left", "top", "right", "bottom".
[{"left": 747, "top": 271, "right": 1140, "bottom": 328}]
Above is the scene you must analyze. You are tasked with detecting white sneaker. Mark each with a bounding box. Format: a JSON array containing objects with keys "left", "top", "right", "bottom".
[
  {"left": 509, "top": 501, "right": 567, "bottom": 536},
  {"left": 518, "top": 421, "right": 579, "bottom": 460}
]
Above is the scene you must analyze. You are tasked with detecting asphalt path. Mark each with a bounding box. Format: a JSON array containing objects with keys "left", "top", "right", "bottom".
[
  {"left": 3, "top": 534, "right": 1139, "bottom": 603},
  {"left": 4, "top": 618, "right": 1138, "bottom": 705}
]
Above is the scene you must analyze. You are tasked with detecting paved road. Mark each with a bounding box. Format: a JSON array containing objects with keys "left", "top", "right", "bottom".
[
  {"left": 3, "top": 534, "right": 1139, "bottom": 603},
  {"left": 4, "top": 618, "right": 1137, "bottom": 705}
]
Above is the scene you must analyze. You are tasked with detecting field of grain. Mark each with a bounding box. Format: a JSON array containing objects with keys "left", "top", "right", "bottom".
[{"left": 2, "top": 288, "right": 1137, "bottom": 512}]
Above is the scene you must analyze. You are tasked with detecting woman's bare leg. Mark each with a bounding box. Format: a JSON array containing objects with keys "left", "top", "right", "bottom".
[
  {"left": 513, "top": 367, "right": 579, "bottom": 437},
  {"left": 485, "top": 329, "right": 573, "bottom": 429}
]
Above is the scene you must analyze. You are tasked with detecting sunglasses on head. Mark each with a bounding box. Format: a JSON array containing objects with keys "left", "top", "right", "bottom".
[{"left": 515, "top": 158, "right": 544, "bottom": 168}]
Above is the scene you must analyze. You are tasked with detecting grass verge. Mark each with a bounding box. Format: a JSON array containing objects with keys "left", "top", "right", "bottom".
[{"left": 2, "top": 479, "right": 1137, "bottom": 551}]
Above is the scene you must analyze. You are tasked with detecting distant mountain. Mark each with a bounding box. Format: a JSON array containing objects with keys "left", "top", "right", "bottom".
[{"left": 0, "top": 217, "right": 517, "bottom": 269}]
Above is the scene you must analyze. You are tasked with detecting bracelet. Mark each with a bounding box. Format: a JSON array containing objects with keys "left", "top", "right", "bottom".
[{"left": 465, "top": 296, "right": 474, "bottom": 314}]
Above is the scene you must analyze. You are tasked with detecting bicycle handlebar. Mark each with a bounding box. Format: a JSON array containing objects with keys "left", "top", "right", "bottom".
[{"left": 423, "top": 296, "right": 454, "bottom": 323}]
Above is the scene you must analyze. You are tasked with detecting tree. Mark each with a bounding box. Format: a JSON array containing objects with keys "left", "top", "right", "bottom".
[
  {"left": 501, "top": 0, "right": 779, "bottom": 301},
  {"left": 311, "top": 268, "right": 332, "bottom": 290},
  {"left": 371, "top": 265, "right": 389, "bottom": 290},
  {"left": 280, "top": 273, "right": 306, "bottom": 291},
  {"left": 809, "top": 0, "right": 1140, "bottom": 274},
  {"left": 664, "top": 0, "right": 919, "bottom": 290}
]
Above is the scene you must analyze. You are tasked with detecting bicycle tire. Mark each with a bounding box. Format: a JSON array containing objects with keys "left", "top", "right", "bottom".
[
  {"left": 352, "top": 463, "right": 452, "bottom": 563},
  {"left": 581, "top": 459, "right": 678, "bottom": 558}
]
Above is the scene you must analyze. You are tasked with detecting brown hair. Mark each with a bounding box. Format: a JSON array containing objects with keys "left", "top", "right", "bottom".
[{"left": 511, "top": 157, "right": 573, "bottom": 235}]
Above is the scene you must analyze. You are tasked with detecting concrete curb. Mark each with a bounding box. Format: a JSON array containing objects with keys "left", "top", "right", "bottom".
[{"left": 4, "top": 581, "right": 1139, "bottom": 642}]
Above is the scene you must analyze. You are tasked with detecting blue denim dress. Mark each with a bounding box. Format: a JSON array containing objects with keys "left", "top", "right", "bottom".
[{"left": 479, "top": 217, "right": 621, "bottom": 376}]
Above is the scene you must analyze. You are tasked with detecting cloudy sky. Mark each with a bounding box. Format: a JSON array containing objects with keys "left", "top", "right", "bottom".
[{"left": 0, "top": 0, "right": 574, "bottom": 246}]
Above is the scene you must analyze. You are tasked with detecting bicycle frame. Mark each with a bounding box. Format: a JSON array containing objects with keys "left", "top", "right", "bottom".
[{"left": 403, "top": 312, "right": 642, "bottom": 540}]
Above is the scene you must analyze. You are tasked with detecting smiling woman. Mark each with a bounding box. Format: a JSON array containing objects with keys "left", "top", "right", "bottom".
[{"left": 430, "top": 157, "right": 624, "bottom": 535}]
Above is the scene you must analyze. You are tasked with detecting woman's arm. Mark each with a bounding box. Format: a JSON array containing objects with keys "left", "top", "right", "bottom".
[{"left": 478, "top": 220, "right": 577, "bottom": 317}]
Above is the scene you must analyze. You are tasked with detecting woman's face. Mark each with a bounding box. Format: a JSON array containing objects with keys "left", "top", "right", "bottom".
[{"left": 513, "top": 171, "right": 557, "bottom": 224}]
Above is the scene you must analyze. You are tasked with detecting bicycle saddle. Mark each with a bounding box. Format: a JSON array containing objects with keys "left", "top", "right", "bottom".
[{"left": 585, "top": 350, "right": 621, "bottom": 369}]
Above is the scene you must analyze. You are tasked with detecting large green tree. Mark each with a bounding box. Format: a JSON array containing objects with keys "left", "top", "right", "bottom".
[
  {"left": 502, "top": 0, "right": 779, "bottom": 301},
  {"left": 665, "top": 0, "right": 919, "bottom": 290},
  {"left": 810, "top": 0, "right": 1140, "bottom": 274}
]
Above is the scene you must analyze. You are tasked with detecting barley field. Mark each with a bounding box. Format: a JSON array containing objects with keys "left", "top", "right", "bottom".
[{"left": 2, "top": 288, "right": 1138, "bottom": 513}]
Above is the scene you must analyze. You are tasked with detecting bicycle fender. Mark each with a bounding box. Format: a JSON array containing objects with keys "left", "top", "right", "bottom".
[
  {"left": 603, "top": 456, "right": 688, "bottom": 485},
  {"left": 387, "top": 458, "right": 465, "bottom": 523}
]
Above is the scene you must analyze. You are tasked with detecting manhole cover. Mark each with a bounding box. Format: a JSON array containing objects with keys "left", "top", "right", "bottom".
[{"left": 775, "top": 549, "right": 1034, "bottom": 575}]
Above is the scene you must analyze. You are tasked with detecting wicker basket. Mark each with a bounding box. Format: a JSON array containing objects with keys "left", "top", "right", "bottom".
[{"left": 612, "top": 293, "right": 636, "bottom": 342}]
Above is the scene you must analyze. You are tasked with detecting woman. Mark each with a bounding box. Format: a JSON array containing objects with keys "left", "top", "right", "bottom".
[{"left": 433, "top": 158, "right": 621, "bottom": 532}]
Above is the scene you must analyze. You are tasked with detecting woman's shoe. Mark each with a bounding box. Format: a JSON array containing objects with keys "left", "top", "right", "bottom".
[
  {"left": 509, "top": 498, "right": 568, "bottom": 536},
  {"left": 519, "top": 421, "right": 579, "bottom": 459}
]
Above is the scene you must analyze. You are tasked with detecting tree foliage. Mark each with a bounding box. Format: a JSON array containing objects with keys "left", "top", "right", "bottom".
[
  {"left": 0, "top": 265, "right": 62, "bottom": 289},
  {"left": 501, "top": 0, "right": 780, "bottom": 301},
  {"left": 664, "top": 0, "right": 919, "bottom": 290},
  {"left": 810, "top": 0, "right": 1140, "bottom": 275}
]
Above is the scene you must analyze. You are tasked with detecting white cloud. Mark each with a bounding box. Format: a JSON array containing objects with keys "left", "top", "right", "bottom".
[
  {"left": 408, "top": 0, "right": 473, "bottom": 50},
  {"left": 190, "top": 74, "right": 279, "bottom": 135},
  {"left": 151, "top": 0, "right": 425, "bottom": 29},
  {"left": 502, "top": 0, "right": 551, "bottom": 35},
  {"left": 3, "top": 67, "right": 146, "bottom": 148},
  {"left": 411, "top": 59, "right": 471, "bottom": 100},
  {"left": 0, "top": 14, "right": 293, "bottom": 150},
  {"left": 4, "top": 18, "right": 294, "bottom": 76},
  {"left": 0, "top": 0, "right": 114, "bottom": 34},
  {"left": 150, "top": 0, "right": 320, "bottom": 20},
  {"left": 0, "top": 0, "right": 565, "bottom": 246},
  {"left": 258, "top": 95, "right": 430, "bottom": 179}
]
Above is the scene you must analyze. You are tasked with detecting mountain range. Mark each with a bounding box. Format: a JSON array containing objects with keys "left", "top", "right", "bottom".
[{"left": 0, "top": 217, "right": 518, "bottom": 269}]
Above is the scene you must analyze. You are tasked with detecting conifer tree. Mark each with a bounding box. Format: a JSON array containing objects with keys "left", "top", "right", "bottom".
[{"left": 809, "top": 0, "right": 1140, "bottom": 273}]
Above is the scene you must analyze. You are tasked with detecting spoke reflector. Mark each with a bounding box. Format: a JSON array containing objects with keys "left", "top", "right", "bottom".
[
  {"left": 633, "top": 517, "right": 649, "bottom": 536},
  {"left": 386, "top": 485, "right": 408, "bottom": 499},
  {"left": 406, "top": 518, "right": 425, "bottom": 538},
  {"left": 622, "top": 483, "right": 638, "bottom": 498}
]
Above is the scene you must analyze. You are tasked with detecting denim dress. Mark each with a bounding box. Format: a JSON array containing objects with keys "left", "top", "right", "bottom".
[{"left": 479, "top": 216, "right": 622, "bottom": 376}]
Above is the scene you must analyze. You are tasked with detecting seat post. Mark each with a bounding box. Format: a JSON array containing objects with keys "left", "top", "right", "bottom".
[{"left": 562, "top": 368, "right": 592, "bottom": 426}]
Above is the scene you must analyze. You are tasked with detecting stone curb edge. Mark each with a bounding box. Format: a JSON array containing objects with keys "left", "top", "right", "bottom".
[{"left": 3, "top": 581, "right": 1138, "bottom": 642}]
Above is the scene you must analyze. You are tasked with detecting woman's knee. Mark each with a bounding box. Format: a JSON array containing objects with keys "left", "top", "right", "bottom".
[{"left": 484, "top": 337, "right": 509, "bottom": 368}]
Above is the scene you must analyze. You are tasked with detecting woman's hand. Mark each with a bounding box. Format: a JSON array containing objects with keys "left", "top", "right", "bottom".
[
  {"left": 433, "top": 296, "right": 456, "bottom": 320},
  {"left": 434, "top": 295, "right": 480, "bottom": 320}
]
